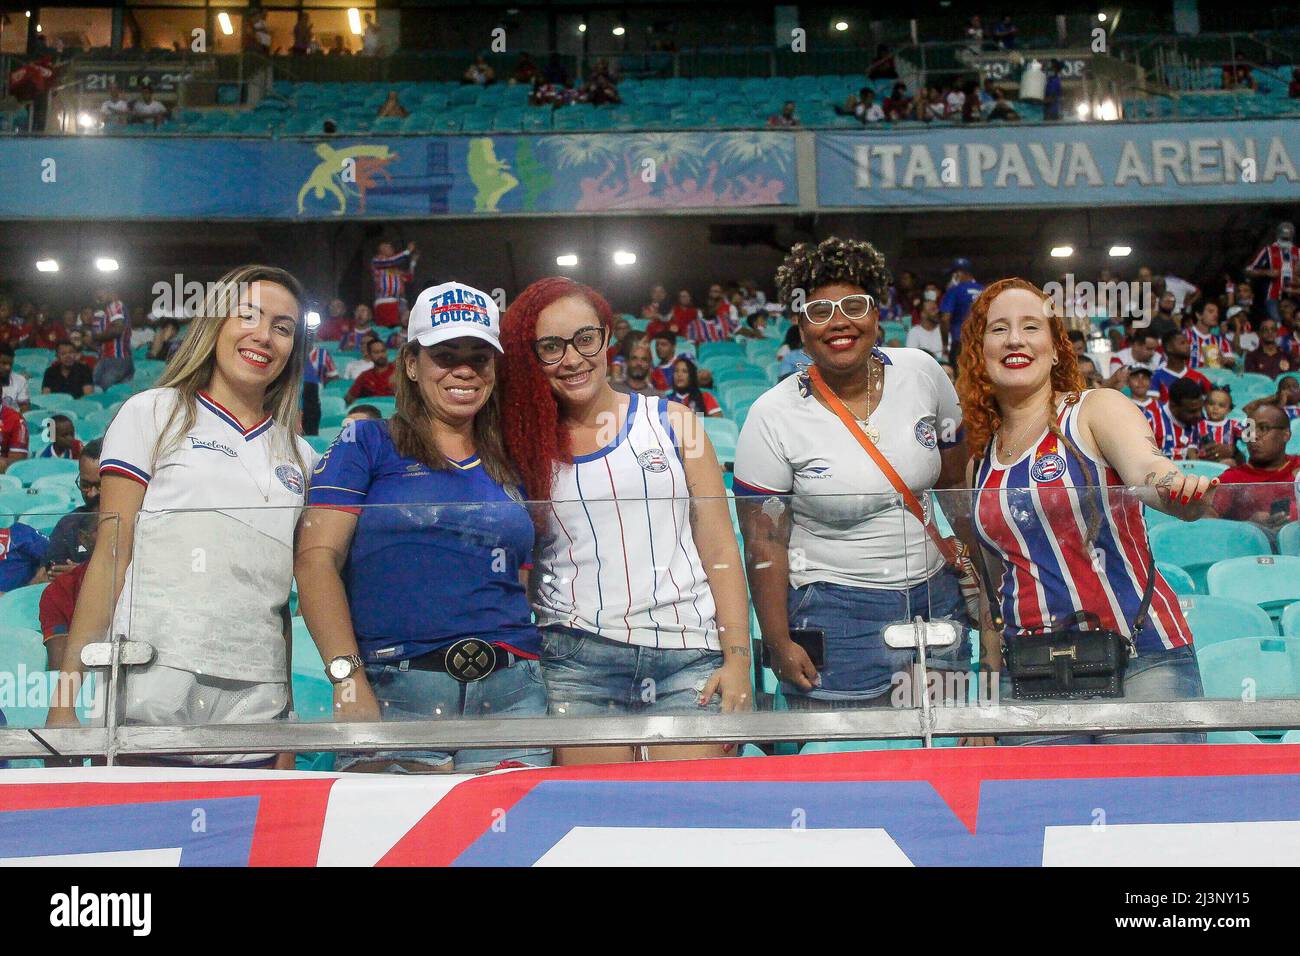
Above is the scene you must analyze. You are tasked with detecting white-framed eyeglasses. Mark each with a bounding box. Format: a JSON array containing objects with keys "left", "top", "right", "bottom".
[{"left": 800, "top": 293, "right": 876, "bottom": 325}]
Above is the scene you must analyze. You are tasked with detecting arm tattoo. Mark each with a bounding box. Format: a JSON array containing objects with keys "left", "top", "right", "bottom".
[{"left": 726, "top": 644, "right": 751, "bottom": 658}]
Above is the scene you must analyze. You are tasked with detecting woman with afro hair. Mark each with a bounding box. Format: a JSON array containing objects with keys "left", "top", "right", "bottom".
[
  {"left": 734, "top": 236, "right": 973, "bottom": 710},
  {"left": 498, "top": 276, "right": 751, "bottom": 765}
]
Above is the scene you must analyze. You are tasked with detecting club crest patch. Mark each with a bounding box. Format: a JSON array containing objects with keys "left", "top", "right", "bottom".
[
  {"left": 914, "top": 420, "right": 938, "bottom": 449},
  {"left": 637, "top": 449, "right": 669, "bottom": 473},
  {"left": 1030, "top": 453, "right": 1067, "bottom": 482},
  {"left": 275, "top": 464, "right": 304, "bottom": 494}
]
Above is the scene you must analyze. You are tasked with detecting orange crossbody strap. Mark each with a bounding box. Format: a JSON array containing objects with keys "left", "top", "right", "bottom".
[{"left": 807, "top": 364, "right": 960, "bottom": 566}]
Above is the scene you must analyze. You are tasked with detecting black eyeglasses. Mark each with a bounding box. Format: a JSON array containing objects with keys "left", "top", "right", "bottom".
[{"left": 533, "top": 325, "right": 607, "bottom": 365}]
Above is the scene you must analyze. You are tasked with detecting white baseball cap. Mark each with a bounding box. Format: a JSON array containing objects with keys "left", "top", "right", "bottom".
[{"left": 408, "top": 282, "right": 501, "bottom": 353}]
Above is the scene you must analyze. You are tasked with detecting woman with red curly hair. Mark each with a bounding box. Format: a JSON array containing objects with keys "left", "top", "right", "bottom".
[
  {"left": 499, "top": 277, "right": 751, "bottom": 765},
  {"left": 958, "top": 277, "right": 1218, "bottom": 745}
]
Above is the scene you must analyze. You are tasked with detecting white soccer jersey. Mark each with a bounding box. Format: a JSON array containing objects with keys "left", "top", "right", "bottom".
[
  {"left": 100, "top": 388, "right": 315, "bottom": 682},
  {"left": 734, "top": 347, "right": 962, "bottom": 590},
  {"left": 534, "top": 392, "right": 720, "bottom": 650}
]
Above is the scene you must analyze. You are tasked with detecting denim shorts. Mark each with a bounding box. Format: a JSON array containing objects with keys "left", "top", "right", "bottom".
[
  {"left": 784, "top": 567, "right": 971, "bottom": 703},
  {"left": 335, "top": 654, "right": 552, "bottom": 773},
  {"left": 999, "top": 643, "right": 1206, "bottom": 746},
  {"left": 539, "top": 626, "right": 724, "bottom": 716}
]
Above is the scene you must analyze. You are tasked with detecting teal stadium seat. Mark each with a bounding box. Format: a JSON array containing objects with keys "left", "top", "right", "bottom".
[
  {"left": 0, "top": 583, "right": 48, "bottom": 630},
  {"left": 1197, "top": 637, "right": 1300, "bottom": 699},
  {"left": 701, "top": 417, "right": 739, "bottom": 464},
  {"left": 1178, "top": 459, "right": 1228, "bottom": 479},
  {"left": 1156, "top": 562, "right": 1196, "bottom": 594},
  {"left": 1282, "top": 602, "right": 1300, "bottom": 638},
  {"left": 696, "top": 341, "right": 746, "bottom": 366},
  {"left": 0, "top": 493, "right": 72, "bottom": 527},
  {"left": 6, "top": 458, "right": 79, "bottom": 487},
  {"left": 1149, "top": 519, "right": 1272, "bottom": 592},
  {"left": 1206, "top": 555, "right": 1300, "bottom": 623},
  {"left": 710, "top": 365, "right": 769, "bottom": 388},
  {"left": 0, "top": 626, "right": 46, "bottom": 727},
  {"left": 1176, "top": 594, "right": 1277, "bottom": 646},
  {"left": 290, "top": 617, "right": 332, "bottom": 723},
  {"left": 719, "top": 383, "right": 768, "bottom": 415}
]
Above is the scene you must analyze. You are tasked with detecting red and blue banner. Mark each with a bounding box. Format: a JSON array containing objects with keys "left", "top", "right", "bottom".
[{"left": 2, "top": 746, "right": 1299, "bottom": 866}]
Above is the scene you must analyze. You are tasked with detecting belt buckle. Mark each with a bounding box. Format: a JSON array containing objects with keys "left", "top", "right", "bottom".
[{"left": 445, "top": 638, "right": 497, "bottom": 683}]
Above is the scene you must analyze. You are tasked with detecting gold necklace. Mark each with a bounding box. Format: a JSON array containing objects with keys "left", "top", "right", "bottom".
[
  {"left": 851, "top": 356, "right": 881, "bottom": 443},
  {"left": 997, "top": 409, "right": 1047, "bottom": 461}
]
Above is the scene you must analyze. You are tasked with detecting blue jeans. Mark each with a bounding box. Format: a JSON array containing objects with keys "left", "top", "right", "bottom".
[
  {"left": 93, "top": 356, "right": 134, "bottom": 391},
  {"left": 784, "top": 568, "right": 971, "bottom": 704},
  {"left": 539, "top": 626, "right": 723, "bottom": 716},
  {"left": 335, "top": 656, "right": 552, "bottom": 773},
  {"left": 999, "top": 643, "right": 1206, "bottom": 746}
]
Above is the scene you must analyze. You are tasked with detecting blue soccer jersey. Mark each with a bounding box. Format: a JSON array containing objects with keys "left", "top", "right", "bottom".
[
  {"left": 307, "top": 419, "right": 540, "bottom": 660},
  {"left": 0, "top": 522, "right": 49, "bottom": 593}
]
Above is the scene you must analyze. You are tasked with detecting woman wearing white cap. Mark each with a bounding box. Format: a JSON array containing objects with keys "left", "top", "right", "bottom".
[{"left": 297, "top": 282, "right": 551, "bottom": 773}]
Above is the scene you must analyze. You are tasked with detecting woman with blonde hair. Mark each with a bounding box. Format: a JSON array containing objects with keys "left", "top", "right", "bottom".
[
  {"left": 47, "top": 265, "right": 313, "bottom": 767},
  {"left": 958, "top": 277, "right": 1216, "bottom": 744}
]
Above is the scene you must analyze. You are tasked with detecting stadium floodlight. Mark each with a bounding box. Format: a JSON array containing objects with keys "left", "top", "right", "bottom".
[
  {"left": 1050, "top": 245, "right": 1074, "bottom": 258},
  {"left": 347, "top": 8, "right": 363, "bottom": 35},
  {"left": 217, "top": 12, "right": 233, "bottom": 35},
  {"left": 94, "top": 257, "right": 119, "bottom": 272},
  {"left": 612, "top": 25, "right": 625, "bottom": 36},
  {"left": 612, "top": 250, "right": 637, "bottom": 266},
  {"left": 77, "top": 112, "right": 97, "bottom": 129},
  {"left": 556, "top": 254, "right": 579, "bottom": 267},
  {"left": 1109, "top": 245, "right": 1132, "bottom": 258},
  {"left": 25, "top": 10, "right": 31, "bottom": 17},
  {"left": 305, "top": 310, "right": 322, "bottom": 330},
  {"left": 35, "top": 23, "right": 41, "bottom": 33},
  {"left": 1097, "top": 98, "right": 1119, "bottom": 121},
  {"left": 36, "top": 259, "right": 59, "bottom": 273},
  {"left": 578, "top": 23, "right": 586, "bottom": 33},
  {"left": 1098, "top": 13, "right": 1108, "bottom": 22},
  {"left": 834, "top": 21, "right": 849, "bottom": 32},
  {"left": 1075, "top": 101, "right": 1090, "bottom": 120}
]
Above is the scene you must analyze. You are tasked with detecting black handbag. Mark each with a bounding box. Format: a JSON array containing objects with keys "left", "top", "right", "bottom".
[{"left": 978, "top": 548, "right": 1156, "bottom": 700}]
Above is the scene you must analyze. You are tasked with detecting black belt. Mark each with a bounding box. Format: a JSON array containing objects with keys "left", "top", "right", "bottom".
[{"left": 407, "top": 638, "right": 513, "bottom": 683}]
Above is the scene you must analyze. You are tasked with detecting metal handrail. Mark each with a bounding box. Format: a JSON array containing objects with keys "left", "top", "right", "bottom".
[{"left": 4, "top": 700, "right": 1298, "bottom": 762}]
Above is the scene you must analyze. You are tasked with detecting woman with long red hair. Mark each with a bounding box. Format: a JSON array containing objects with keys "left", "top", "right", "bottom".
[
  {"left": 957, "top": 277, "right": 1217, "bottom": 744},
  {"left": 499, "top": 277, "right": 751, "bottom": 765}
]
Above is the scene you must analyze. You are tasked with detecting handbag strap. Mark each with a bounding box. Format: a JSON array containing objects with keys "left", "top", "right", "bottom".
[{"left": 807, "top": 364, "right": 960, "bottom": 566}]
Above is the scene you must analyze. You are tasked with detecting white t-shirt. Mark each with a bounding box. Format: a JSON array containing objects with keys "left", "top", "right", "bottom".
[
  {"left": 133, "top": 99, "right": 167, "bottom": 120},
  {"left": 905, "top": 323, "right": 944, "bottom": 358},
  {"left": 1108, "top": 348, "right": 1164, "bottom": 374},
  {"left": 945, "top": 90, "right": 966, "bottom": 116},
  {"left": 343, "top": 358, "right": 374, "bottom": 380},
  {"left": 734, "top": 348, "right": 962, "bottom": 590},
  {"left": 100, "top": 97, "right": 131, "bottom": 121},
  {"left": 2, "top": 372, "right": 30, "bottom": 410},
  {"left": 100, "top": 388, "right": 316, "bottom": 682},
  {"left": 1164, "top": 275, "right": 1198, "bottom": 311},
  {"left": 856, "top": 102, "right": 885, "bottom": 123}
]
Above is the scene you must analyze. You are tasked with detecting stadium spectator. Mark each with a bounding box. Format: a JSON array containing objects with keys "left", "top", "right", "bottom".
[
  {"left": 376, "top": 91, "right": 409, "bottom": 118},
  {"left": 856, "top": 88, "right": 884, "bottom": 124},
  {"left": 649, "top": 331, "right": 682, "bottom": 390},
  {"left": 1231, "top": 281, "right": 1258, "bottom": 321},
  {"left": 131, "top": 86, "right": 168, "bottom": 127},
  {"left": 1077, "top": 354, "right": 1103, "bottom": 388},
  {"left": 1185, "top": 300, "right": 1234, "bottom": 369},
  {"left": 1226, "top": 305, "right": 1257, "bottom": 353},
  {"left": 463, "top": 55, "right": 496, "bottom": 86},
  {"left": 344, "top": 404, "right": 383, "bottom": 423},
  {"left": 906, "top": 294, "right": 945, "bottom": 359},
  {"left": 147, "top": 318, "right": 182, "bottom": 362},
  {"left": 914, "top": 86, "right": 945, "bottom": 122},
  {"left": 46, "top": 265, "right": 313, "bottom": 769},
  {"left": 588, "top": 58, "right": 618, "bottom": 85},
  {"left": 89, "top": 290, "right": 133, "bottom": 390},
  {"left": 611, "top": 339, "right": 659, "bottom": 397},
  {"left": 499, "top": 276, "right": 750, "bottom": 763},
  {"left": 582, "top": 73, "right": 621, "bottom": 106},
  {"left": 1195, "top": 386, "right": 1244, "bottom": 463},
  {"left": 1043, "top": 60, "right": 1063, "bottom": 121},
  {"left": 0, "top": 522, "right": 48, "bottom": 594},
  {"left": 345, "top": 339, "right": 397, "bottom": 403},
  {"left": 957, "top": 277, "right": 1212, "bottom": 745},
  {"left": 41, "top": 342, "right": 93, "bottom": 399},
  {"left": 738, "top": 279, "right": 766, "bottom": 317},
  {"left": 1125, "top": 365, "right": 1155, "bottom": 404},
  {"left": 688, "top": 285, "right": 740, "bottom": 344},
  {"left": 961, "top": 79, "right": 983, "bottom": 123},
  {"left": 299, "top": 281, "right": 550, "bottom": 774},
  {"left": 40, "top": 559, "right": 89, "bottom": 674},
  {"left": 776, "top": 323, "right": 807, "bottom": 380},
  {"left": 128, "top": 307, "right": 155, "bottom": 351},
  {"left": 667, "top": 358, "right": 722, "bottom": 417},
  {"left": 1151, "top": 328, "right": 1211, "bottom": 401},
  {"left": 606, "top": 316, "right": 633, "bottom": 365},
  {"left": 45, "top": 438, "right": 101, "bottom": 574},
  {"left": 36, "top": 414, "right": 81, "bottom": 460},
  {"left": 1144, "top": 289, "right": 1181, "bottom": 342},
  {"left": 1109, "top": 330, "right": 1163, "bottom": 376},
  {"left": 652, "top": 290, "right": 699, "bottom": 338},
  {"left": 1145, "top": 376, "right": 1206, "bottom": 460},
  {"left": 339, "top": 304, "right": 376, "bottom": 352},
  {"left": 30, "top": 310, "right": 66, "bottom": 350},
  {"left": 643, "top": 284, "right": 669, "bottom": 322},
  {"left": 986, "top": 88, "right": 1020, "bottom": 121},
  {"left": 246, "top": 7, "right": 272, "bottom": 54},
  {"left": 882, "top": 82, "right": 911, "bottom": 121},
  {"left": 99, "top": 84, "right": 131, "bottom": 126},
  {"left": 1290, "top": 68, "right": 1300, "bottom": 99},
  {"left": 767, "top": 100, "right": 800, "bottom": 128},
  {"left": 1245, "top": 318, "right": 1294, "bottom": 377},
  {"left": 0, "top": 401, "right": 30, "bottom": 472},
  {"left": 370, "top": 241, "right": 417, "bottom": 328},
  {"left": 362, "top": 14, "right": 382, "bottom": 56},
  {"left": 736, "top": 237, "right": 971, "bottom": 710},
  {"left": 944, "top": 82, "right": 966, "bottom": 119},
  {"left": 328, "top": 35, "right": 351, "bottom": 56},
  {"left": 291, "top": 11, "right": 313, "bottom": 55},
  {"left": 940, "top": 257, "right": 984, "bottom": 364},
  {"left": 1246, "top": 222, "right": 1297, "bottom": 323},
  {"left": 316, "top": 298, "right": 348, "bottom": 341},
  {"left": 868, "top": 44, "right": 897, "bottom": 80},
  {"left": 1213, "top": 397, "right": 1300, "bottom": 527},
  {"left": 0, "top": 345, "right": 30, "bottom": 411},
  {"left": 512, "top": 52, "right": 539, "bottom": 85},
  {"left": 0, "top": 300, "right": 29, "bottom": 346},
  {"left": 992, "top": 15, "right": 1018, "bottom": 49},
  {"left": 302, "top": 341, "right": 339, "bottom": 436}
]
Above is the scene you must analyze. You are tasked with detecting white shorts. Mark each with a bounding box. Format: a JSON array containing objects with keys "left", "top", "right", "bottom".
[{"left": 123, "top": 663, "right": 288, "bottom": 767}]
